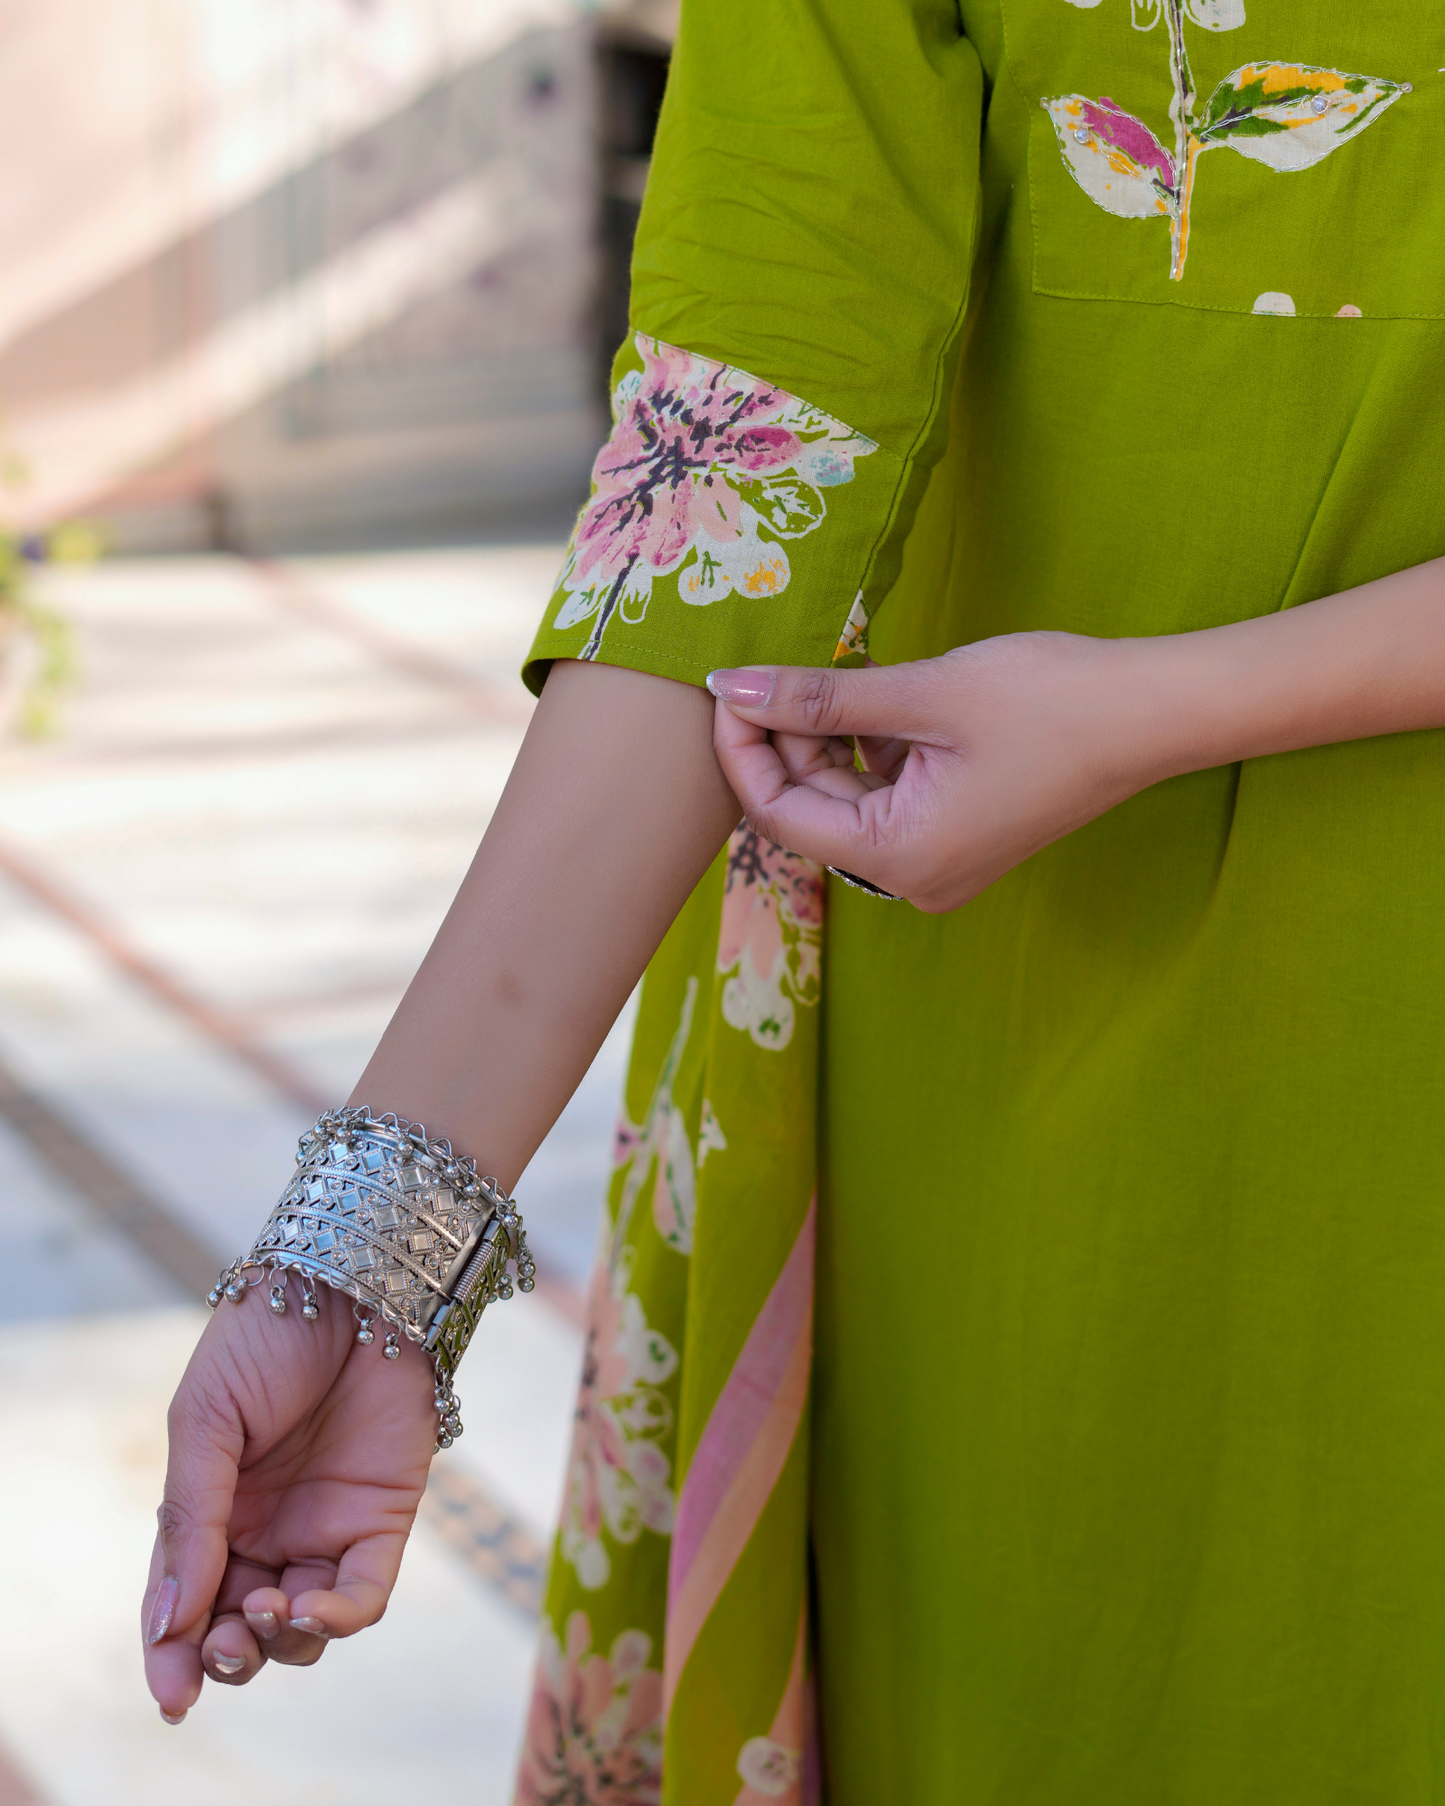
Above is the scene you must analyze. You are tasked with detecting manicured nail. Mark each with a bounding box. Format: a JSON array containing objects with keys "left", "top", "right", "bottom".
[
  {"left": 146, "top": 1575, "right": 180, "bottom": 1646},
  {"left": 706, "top": 668, "right": 774, "bottom": 708},
  {"left": 159, "top": 1707, "right": 186, "bottom": 1727},
  {"left": 211, "top": 1652, "right": 246, "bottom": 1675},
  {"left": 246, "top": 1610, "right": 278, "bottom": 1638},
  {"left": 289, "top": 1616, "right": 327, "bottom": 1636}
]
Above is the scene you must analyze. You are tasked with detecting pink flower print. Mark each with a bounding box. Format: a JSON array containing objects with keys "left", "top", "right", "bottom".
[
  {"left": 551, "top": 335, "right": 876, "bottom": 659},
  {"left": 717, "top": 830, "right": 824, "bottom": 1052},
  {"left": 559, "top": 1255, "right": 678, "bottom": 1589},
  {"left": 515, "top": 1611, "right": 664, "bottom": 1806},
  {"left": 729, "top": 425, "right": 804, "bottom": 472}
]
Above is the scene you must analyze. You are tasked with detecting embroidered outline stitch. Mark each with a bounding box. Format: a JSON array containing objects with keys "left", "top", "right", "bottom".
[{"left": 1042, "top": 0, "right": 1410, "bottom": 280}]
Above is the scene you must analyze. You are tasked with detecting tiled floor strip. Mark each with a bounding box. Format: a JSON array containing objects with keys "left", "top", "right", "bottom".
[
  {"left": 0, "top": 835, "right": 327, "bottom": 1116},
  {"left": 0, "top": 1053, "right": 218, "bottom": 1298}
]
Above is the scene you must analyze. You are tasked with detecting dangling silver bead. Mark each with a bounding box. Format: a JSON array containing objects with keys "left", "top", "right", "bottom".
[
  {"left": 437, "top": 1430, "right": 454, "bottom": 1449},
  {"left": 225, "top": 1280, "right": 245, "bottom": 1304},
  {"left": 383, "top": 1334, "right": 400, "bottom": 1361},
  {"left": 356, "top": 1325, "right": 375, "bottom": 1346},
  {"left": 206, "top": 1287, "right": 223, "bottom": 1310},
  {"left": 302, "top": 1297, "right": 319, "bottom": 1322},
  {"left": 519, "top": 1276, "right": 535, "bottom": 1293},
  {"left": 269, "top": 1289, "right": 287, "bottom": 1315}
]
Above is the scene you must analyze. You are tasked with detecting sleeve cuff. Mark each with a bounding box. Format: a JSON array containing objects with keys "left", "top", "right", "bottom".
[{"left": 522, "top": 333, "right": 900, "bottom": 697}]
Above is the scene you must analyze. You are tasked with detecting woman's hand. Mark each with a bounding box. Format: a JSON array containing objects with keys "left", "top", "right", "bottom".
[
  {"left": 710, "top": 557, "right": 1445, "bottom": 913},
  {"left": 142, "top": 1283, "right": 435, "bottom": 1722},
  {"left": 708, "top": 632, "right": 1189, "bottom": 913}
]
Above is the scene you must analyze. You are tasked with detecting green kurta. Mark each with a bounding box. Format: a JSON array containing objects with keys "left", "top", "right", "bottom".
[{"left": 513, "top": 3, "right": 1445, "bottom": 1801}]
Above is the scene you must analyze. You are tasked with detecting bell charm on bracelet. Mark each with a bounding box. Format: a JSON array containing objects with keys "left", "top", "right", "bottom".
[{"left": 209, "top": 1106, "right": 536, "bottom": 1450}]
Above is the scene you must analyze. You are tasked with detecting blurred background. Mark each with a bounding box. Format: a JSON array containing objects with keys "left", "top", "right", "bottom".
[{"left": 0, "top": 2, "right": 674, "bottom": 1799}]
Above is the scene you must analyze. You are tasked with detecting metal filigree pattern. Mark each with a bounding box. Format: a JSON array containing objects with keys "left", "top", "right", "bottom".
[{"left": 209, "top": 1106, "right": 535, "bottom": 1449}]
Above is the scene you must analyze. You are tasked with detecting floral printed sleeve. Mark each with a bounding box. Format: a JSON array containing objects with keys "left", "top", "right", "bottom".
[{"left": 523, "top": 0, "right": 985, "bottom": 694}]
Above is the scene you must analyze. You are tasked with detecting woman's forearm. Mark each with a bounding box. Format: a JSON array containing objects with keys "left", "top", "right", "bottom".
[
  {"left": 350, "top": 660, "right": 738, "bottom": 1188},
  {"left": 1145, "top": 555, "right": 1445, "bottom": 782}
]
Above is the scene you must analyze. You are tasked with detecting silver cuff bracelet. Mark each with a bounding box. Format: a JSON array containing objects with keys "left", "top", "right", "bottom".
[{"left": 208, "top": 1107, "right": 535, "bottom": 1449}]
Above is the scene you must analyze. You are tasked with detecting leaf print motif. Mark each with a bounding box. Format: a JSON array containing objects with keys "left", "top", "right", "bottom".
[
  {"left": 735, "top": 475, "right": 828, "bottom": 540},
  {"left": 1197, "top": 64, "right": 1410, "bottom": 171},
  {"left": 696, "top": 1099, "right": 727, "bottom": 1168},
  {"left": 1047, "top": 1, "right": 1409, "bottom": 280},
  {"left": 1042, "top": 96, "right": 1176, "bottom": 218}
]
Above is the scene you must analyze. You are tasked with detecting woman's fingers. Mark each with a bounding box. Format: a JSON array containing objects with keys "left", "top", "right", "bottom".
[
  {"left": 288, "top": 1528, "right": 409, "bottom": 1640},
  {"left": 706, "top": 660, "right": 940, "bottom": 743},
  {"left": 713, "top": 699, "right": 899, "bottom": 878},
  {"left": 201, "top": 1612, "right": 264, "bottom": 1686},
  {"left": 856, "top": 732, "right": 911, "bottom": 781},
  {"left": 769, "top": 731, "right": 857, "bottom": 785},
  {"left": 142, "top": 1526, "right": 206, "bottom": 1721},
  {"left": 237, "top": 1585, "right": 327, "bottom": 1665},
  {"left": 224, "top": 1527, "right": 407, "bottom": 1677}
]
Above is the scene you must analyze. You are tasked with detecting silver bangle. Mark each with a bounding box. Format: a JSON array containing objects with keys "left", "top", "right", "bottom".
[
  {"left": 208, "top": 1107, "right": 534, "bottom": 1449},
  {"left": 826, "top": 865, "right": 901, "bottom": 900}
]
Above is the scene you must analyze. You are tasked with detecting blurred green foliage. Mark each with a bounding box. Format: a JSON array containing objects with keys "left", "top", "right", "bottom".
[
  {"left": 0, "top": 526, "right": 94, "bottom": 740},
  {"left": 0, "top": 445, "right": 96, "bottom": 740}
]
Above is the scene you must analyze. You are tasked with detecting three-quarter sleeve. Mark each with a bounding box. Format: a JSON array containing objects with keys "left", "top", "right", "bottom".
[{"left": 522, "top": 0, "right": 985, "bottom": 695}]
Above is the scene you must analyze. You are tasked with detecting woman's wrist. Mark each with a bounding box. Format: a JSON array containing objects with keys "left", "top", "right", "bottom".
[
  {"left": 1111, "top": 623, "right": 1275, "bottom": 787},
  {"left": 1111, "top": 555, "right": 1445, "bottom": 789}
]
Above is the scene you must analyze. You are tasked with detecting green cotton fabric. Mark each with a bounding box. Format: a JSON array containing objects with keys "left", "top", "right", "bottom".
[
  {"left": 522, "top": 0, "right": 983, "bottom": 693},
  {"left": 517, "top": 0, "right": 1445, "bottom": 1802}
]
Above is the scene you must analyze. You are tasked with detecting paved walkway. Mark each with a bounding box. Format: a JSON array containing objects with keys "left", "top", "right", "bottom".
[{"left": 0, "top": 548, "right": 615, "bottom": 1805}]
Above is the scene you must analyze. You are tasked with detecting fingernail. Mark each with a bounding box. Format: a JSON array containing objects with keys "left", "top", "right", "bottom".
[
  {"left": 706, "top": 668, "right": 774, "bottom": 708},
  {"left": 211, "top": 1652, "right": 246, "bottom": 1675},
  {"left": 159, "top": 1707, "right": 186, "bottom": 1727},
  {"left": 289, "top": 1616, "right": 327, "bottom": 1637},
  {"left": 246, "top": 1610, "right": 278, "bottom": 1638},
  {"left": 146, "top": 1574, "right": 180, "bottom": 1646}
]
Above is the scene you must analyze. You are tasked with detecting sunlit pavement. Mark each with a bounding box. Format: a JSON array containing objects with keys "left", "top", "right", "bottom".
[{"left": 0, "top": 548, "right": 618, "bottom": 1805}]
